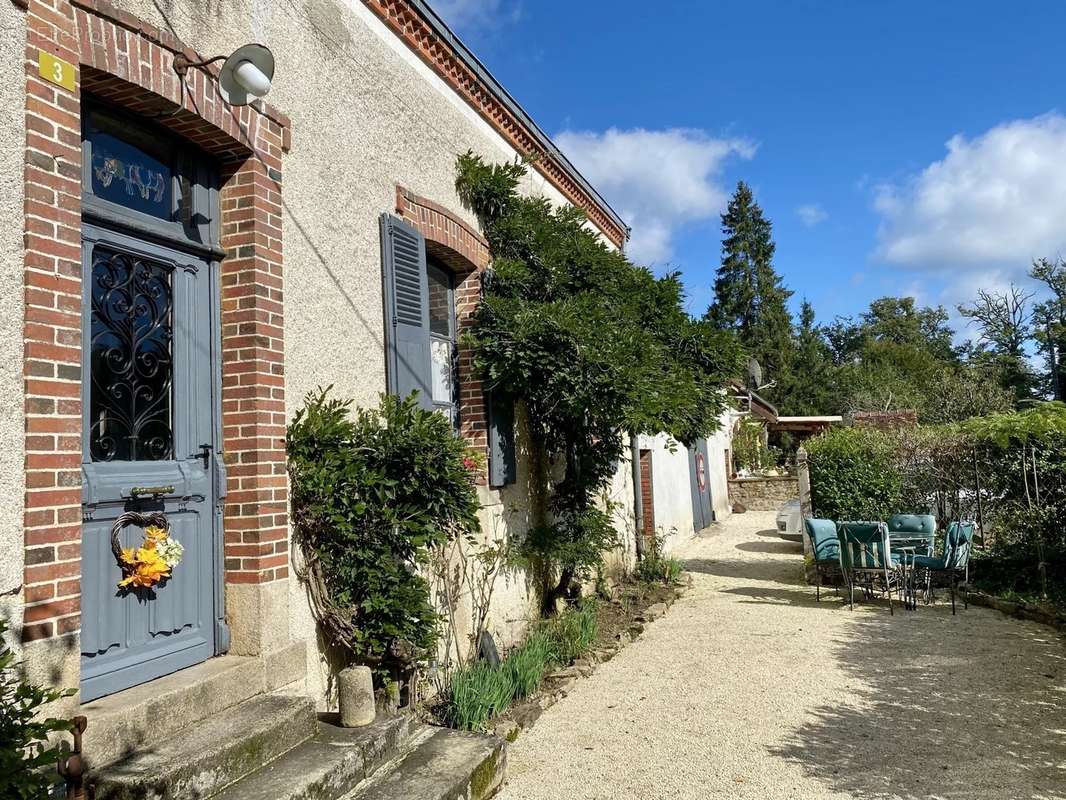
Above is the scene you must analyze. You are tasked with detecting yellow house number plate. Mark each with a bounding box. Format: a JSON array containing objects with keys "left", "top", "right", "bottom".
[{"left": 38, "top": 51, "right": 76, "bottom": 92}]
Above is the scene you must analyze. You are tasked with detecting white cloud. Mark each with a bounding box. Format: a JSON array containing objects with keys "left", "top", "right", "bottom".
[
  {"left": 432, "top": 0, "right": 520, "bottom": 31},
  {"left": 554, "top": 128, "right": 756, "bottom": 265},
  {"left": 874, "top": 113, "right": 1066, "bottom": 270},
  {"left": 797, "top": 203, "right": 828, "bottom": 227}
]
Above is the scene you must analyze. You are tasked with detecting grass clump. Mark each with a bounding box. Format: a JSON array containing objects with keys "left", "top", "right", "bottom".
[
  {"left": 635, "top": 534, "right": 685, "bottom": 585},
  {"left": 440, "top": 603, "right": 599, "bottom": 731}
]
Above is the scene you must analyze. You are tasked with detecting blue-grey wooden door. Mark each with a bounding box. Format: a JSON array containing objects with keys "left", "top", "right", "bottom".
[
  {"left": 79, "top": 223, "right": 221, "bottom": 701},
  {"left": 688, "top": 439, "right": 714, "bottom": 531}
]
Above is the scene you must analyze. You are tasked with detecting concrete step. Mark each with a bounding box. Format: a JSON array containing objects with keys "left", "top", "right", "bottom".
[
  {"left": 83, "top": 644, "right": 306, "bottom": 770},
  {"left": 210, "top": 715, "right": 411, "bottom": 800},
  {"left": 92, "top": 693, "right": 318, "bottom": 800},
  {"left": 343, "top": 725, "right": 506, "bottom": 800}
]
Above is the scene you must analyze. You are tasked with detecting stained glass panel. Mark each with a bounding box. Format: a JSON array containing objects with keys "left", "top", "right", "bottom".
[
  {"left": 89, "top": 246, "right": 174, "bottom": 462},
  {"left": 87, "top": 110, "right": 172, "bottom": 220}
]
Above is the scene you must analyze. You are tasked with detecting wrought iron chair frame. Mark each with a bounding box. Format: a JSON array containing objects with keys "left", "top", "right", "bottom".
[{"left": 837, "top": 520, "right": 900, "bottom": 615}]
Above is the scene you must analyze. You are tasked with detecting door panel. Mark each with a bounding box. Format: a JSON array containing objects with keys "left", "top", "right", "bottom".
[
  {"left": 689, "top": 439, "right": 714, "bottom": 531},
  {"left": 80, "top": 224, "right": 219, "bottom": 702}
]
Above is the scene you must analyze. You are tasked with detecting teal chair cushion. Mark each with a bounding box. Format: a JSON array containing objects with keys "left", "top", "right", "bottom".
[
  {"left": 912, "top": 554, "right": 947, "bottom": 570},
  {"left": 945, "top": 521, "right": 975, "bottom": 570},
  {"left": 887, "top": 514, "right": 936, "bottom": 535},
  {"left": 888, "top": 514, "right": 936, "bottom": 556},
  {"left": 913, "top": 522, "right": 975, "bottom": 571},
  {"left": 804, "top": 518, "right": 840, "bottom": 564},
  {"left": 838, "top": 521, "right": 892, "bottom": 570}
]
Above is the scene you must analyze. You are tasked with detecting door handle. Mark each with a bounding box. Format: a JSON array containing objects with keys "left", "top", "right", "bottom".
[
  {"left": 130, "top": 485, "right": 176, "bottom": 499},
  {"left": 190, "top": 443, "right": 212, "bottom": 469}
]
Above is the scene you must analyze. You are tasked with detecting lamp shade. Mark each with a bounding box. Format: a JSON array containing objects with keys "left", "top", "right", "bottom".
[{"left": 218, "top": 44, "right": 275, "bottom": 106}]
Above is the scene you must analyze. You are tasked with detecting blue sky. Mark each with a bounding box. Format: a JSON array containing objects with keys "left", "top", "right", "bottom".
[{"left": 433, "top": 0, "right": 1066, "bottom": 334}]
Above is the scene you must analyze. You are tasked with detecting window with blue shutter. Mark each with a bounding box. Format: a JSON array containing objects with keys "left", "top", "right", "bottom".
[{"left": 380, "top": 214, "right": 433, "bottom": 410}]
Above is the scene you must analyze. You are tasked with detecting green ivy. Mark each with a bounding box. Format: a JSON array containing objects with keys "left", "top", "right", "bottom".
[
  {"left": 0, "top": 620, "right": 74, "bottom": 800},
  {"left": 454, "top": 153, "right": 744, "bottom": 613},
  {"left": 287, "top": 389, "right": 481, "bottom": 666}
]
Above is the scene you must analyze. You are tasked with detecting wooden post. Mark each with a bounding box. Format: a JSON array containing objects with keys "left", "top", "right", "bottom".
[{"left": 797, "top": 446, "right": 813, "bottom": 578}]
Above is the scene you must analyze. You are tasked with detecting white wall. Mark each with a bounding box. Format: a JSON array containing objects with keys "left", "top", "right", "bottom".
[
  {"left": 638, "top": 434, "right": 692, "bottom": 555},
  {"left": 637, "top": 408, "right": 737, "bottom": 556},
  {"left": 100, "top": 0, "right": 627, "bottom": 707},
  {"left": 706, "top": 410, "right": 740, "bottom": 522}
]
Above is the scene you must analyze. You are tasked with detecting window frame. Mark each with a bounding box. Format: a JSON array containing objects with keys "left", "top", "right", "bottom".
[
  {"left": 81, "top": 98, "right": 222, "bottom": 258},
  {"left": 426, "top": 257, "right": 459, "bottom": 425}
]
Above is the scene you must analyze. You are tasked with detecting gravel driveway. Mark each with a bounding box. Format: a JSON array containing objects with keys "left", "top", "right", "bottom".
[{"left": 498, "top": 511, "right": 1066, "bottom": 800}]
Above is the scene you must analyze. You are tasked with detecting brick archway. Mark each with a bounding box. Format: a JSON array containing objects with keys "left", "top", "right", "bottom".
[
  {"left": 22, "top": 0, "right": 291, "bottom": 657},
  {"left": 395, "top": 186, "right": 490, "bottom": 469}
]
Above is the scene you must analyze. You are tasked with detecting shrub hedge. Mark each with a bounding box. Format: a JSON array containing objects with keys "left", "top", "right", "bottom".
[{"left": 806, "top": 427, "right": 903, "bottom": 521}]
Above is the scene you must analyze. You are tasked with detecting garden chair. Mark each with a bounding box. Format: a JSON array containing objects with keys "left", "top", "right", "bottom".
[
  {"left": 804, "top": 518, "right": 841, "bottom": 602},
  {"left": 886, "top": 514, "right": 936, "bottom": 561},
  {"left": 913, "top": 521, "right": 975, "bottom": 615},
  {"left": 837, "top": 521, "right": 898, "bottom": 614}
]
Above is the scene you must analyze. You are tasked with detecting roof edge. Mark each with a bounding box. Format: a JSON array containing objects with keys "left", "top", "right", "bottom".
[{"left": 363, "top": 0, "right": 631, "bottom": 247}]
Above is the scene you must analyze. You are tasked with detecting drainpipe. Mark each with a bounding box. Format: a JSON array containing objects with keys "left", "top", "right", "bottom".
[{"left": 630, "top": 433, "right": 645, "bottom": 560}]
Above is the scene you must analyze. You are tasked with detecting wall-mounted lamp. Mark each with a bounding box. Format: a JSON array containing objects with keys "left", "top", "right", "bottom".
[{"left": 173, "top": 43, "right": 275, "bottom": 108}]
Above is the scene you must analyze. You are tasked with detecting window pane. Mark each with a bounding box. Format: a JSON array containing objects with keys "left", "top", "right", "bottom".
[
  {"left": 89, "top": 246, "right": 174, "bottom": 462},
  {"left": 430, "top": 338, "right": 453, "bottom": 406},
  {"left": 428, "top": 266, "right": 451, "bottom": 337},
  {"left": 87, "top": 110, "right": 172, "bottom": 220}
]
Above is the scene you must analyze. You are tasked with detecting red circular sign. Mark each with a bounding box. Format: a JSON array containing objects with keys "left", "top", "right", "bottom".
[{"left": 695, "top": 451, "right": 707, "bottom": 491}]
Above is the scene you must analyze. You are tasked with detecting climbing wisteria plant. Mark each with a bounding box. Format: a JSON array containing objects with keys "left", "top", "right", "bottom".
[{"left": 455, "top": 153, "right": 744, "bottom": 614}]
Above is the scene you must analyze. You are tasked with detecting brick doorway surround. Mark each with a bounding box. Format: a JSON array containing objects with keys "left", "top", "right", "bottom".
[{"left": 20, "top": 0, "right": 293, "bottom": 687}]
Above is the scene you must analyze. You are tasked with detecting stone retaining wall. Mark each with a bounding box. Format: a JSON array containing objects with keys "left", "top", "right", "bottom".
[{"left": 728, "top": 476, "right": 798, "bottom": 511}]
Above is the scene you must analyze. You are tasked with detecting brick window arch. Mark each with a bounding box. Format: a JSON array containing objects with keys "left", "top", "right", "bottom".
[{"left": 394, "top": 186, "right": 490, "bottom": 471}]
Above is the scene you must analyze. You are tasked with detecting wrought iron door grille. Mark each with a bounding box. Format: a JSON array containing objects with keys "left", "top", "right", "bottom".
[{"left": 89, "top": 245, "right": 174, "bottom": 462}]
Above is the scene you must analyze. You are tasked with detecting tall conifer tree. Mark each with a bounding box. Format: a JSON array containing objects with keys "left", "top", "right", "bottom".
[{"left": 707, "top": 181, "right": 794, "bottom": 394}]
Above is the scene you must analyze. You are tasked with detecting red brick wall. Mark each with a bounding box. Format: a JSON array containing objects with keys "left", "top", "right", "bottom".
[
  {"left": 639, "top": 450, "right": 655, "bottom": 537},
  {"left": 395, "top": 187, "right": 490, "bottom": 472},
  {"left": 20, "top": 0, "right": 291, "bottom": 641}
]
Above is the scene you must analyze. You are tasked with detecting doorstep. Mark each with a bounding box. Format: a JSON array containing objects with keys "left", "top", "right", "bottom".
[{"left": 81, "top": 640, "right": 307, "bottom": 770}]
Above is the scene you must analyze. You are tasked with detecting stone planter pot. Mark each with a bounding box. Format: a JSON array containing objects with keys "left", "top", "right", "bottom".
[{"left": 337, "top": 665, "right": 376, "bottom": 727}]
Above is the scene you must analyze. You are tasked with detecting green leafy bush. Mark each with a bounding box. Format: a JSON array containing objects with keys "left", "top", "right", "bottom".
[
  {"left": 440, "top": 604, "right": 599, "bottom": 731},
  {"left": 455, "top": 152, "right": 744, "bottom": 614},
  {"left": 287, "top": 389, "right": 481, "bottom": 668},
  {"left": 443, "top": 660, "right": 516, "bottom": 732},
  {"left": 542, "top": 601, "right": 598, "bottom": 665},
  {"left": 635, "top": 535, "right": 684, "bottom": 585},
  {"left": 804, "top": 403, "right": 1066, "bottom": 607},
  {"left": 0, "top": 620, "right": 74, "bottom": 800},
  {"left": 501, "top": 632, "right": 554, "bottom": 699},
  {"left": 806, "top": 427, "right": 903, "bottom": 520}
]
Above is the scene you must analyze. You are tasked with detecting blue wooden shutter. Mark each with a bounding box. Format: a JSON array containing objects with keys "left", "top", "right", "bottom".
[
  {"left": 488, "top": 389, "right": 516, "bottom": 487},
  {"left": 380, "top": 214, "right": 433, "bottom": 410}
]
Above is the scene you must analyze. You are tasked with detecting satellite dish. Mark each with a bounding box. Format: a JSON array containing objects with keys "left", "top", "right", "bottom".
[
  {"left": 747, "top": 358, "right": 763, "bottom": 390},
  {"left": 218, "top": 44, "right": 275, "bottom": 106}
]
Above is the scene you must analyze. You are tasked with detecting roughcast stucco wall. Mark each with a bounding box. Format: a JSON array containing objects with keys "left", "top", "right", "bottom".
[
  {"left": 639, "top": 434, "right": 694, "bottom": 554},
  {"left": 0, "top": 0, "right": 27, "bottom": 642},
  {"left": 104, "top": 0, "right": 626, "bottom": 707}
]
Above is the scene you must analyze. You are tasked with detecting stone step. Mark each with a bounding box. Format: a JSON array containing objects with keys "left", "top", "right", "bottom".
[
  {"left": 83, "top": 644, "right": 306, "bottom": 770},
  {"left": 210, "top": 715, "right": 411, "bottom": 800},
  {"left": 92, "top": 693, "right": 318, "bottom": 800},
  {"left": 342, "top": 725, "right": 506, "bottom": 800}
]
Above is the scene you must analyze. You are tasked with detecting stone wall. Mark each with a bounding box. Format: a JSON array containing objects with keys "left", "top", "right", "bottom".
[{"left": 728, "top": 476, "right": 798, "bottom": 512}]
